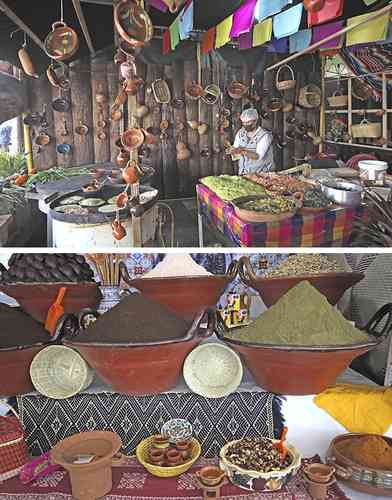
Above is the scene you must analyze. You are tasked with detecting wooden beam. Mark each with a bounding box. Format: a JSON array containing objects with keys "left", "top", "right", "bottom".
[
  {"left": 72, "top": 0, "right": 96, "bottom": 56},
  {"left": 0, "top": 0, "right": 46, "bottom": 52},
  {"left": 80, "top": 0, "right": 113, "bottom": 4},
  {"left": 266, "top": 2, "right": 392, "bottom": 72}
]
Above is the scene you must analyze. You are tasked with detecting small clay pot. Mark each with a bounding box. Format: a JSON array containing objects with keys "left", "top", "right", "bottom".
[
  {"left": 196, "top": 466, "right": 226, "bottom": 487},
  {"left": 96, "top": 84, "right": 107, "bottom": 105},
  {"left": 114, "top": 88, "right": 127, "bottom": 107},
  {"left": 175, "top": 440, "right": 191, "bottom": 451},
  {"left": 35, "top": 132, "right": 51, "bottom": 147},
  {"left": 153, "top": 435, "right": 170, "bottom": 449},
  {"left": 166, "top": 449, "right": 183, "bottom": 465},
  {"left": 117, "top": 149, "right": 130, "bottom": 168},
  {"left": 198, "top": 123, "right": 208, "bottom": 135},
  {"left": 305, "top": 464, "right": 335, "bottom": 484},
  {"left": 111, "top": 107, "right": 123, "bottom": 122},
  {"left": 187, "top": 120, "right": 199, "bottom": 130}
]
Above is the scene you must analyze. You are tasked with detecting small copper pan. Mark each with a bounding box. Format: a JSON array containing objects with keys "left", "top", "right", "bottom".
[
  {"left": 111, "top": 107, "right": 123, "bottom": 122},
  {"left": 75, "top": 121, "right": 89, "bottom": 136}
]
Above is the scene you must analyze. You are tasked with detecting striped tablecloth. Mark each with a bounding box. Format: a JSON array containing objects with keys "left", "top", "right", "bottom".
[{"left": 197, "top": 184, "right": 364, "bottom": 247}]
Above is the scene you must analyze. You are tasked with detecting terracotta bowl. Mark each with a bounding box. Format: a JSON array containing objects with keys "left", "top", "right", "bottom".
[
  {"left": 238, "top": 258, "right": 364, "bottom": 306},
  {"left": 0, "top": 283, "right": 102, "bottom": 324},
  {"left": 326, "top": 433, "right": 392, "bottom": 497},
  {"left": 64, "top": 308, "right": 216, "bottom": 394},
  {"left": 119, "top": 261, "right": 238, "bottom": 320},
  {"left": 0, "top": 344, "right": 47, "bottom": 396},
  {"left": 216, "top": 304, "right": 392, "bottom": 395}
]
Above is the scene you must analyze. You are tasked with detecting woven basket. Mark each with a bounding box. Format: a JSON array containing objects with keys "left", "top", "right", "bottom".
[
  {"left": 327, "top": 91, "right": 348, "bottom": 108},
  {"left": 298, "top": 84, "right": 321, "bottom": 108},
  {"left": 0, "top": 402, "right": 29, "bottom": 481},
  {"left": 276, "top": 65, "right": 296, "bottom": 91},
  {"left": 29, "top": 345, "right": 94, "bottom": 399},
  {"left": 136, "top": 436, "right": 201, "bottom": 477},
  {"left": 351, "top": 119, "right": 382, "bottom": 139}
]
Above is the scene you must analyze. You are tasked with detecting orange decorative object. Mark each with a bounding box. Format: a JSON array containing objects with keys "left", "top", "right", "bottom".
[
  {"left": 14, "top": 174, "right": 28, "bottom": 186},
  {"left": 122, "top": 160, "right": 142, "bottom": 184},
  {"left": 116, "top": 191, "right": 129, "bottom": 209},
  {"left": 112, "top": 220, "right": 126, "bottom": 240}
]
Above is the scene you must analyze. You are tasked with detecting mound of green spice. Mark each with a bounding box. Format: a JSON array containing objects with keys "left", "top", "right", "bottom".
[{"left": 225, "top": 281, "right": 370, "bottom": 346}]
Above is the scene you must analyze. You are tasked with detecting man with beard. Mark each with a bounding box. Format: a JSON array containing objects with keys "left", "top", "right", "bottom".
[{"left": 229, "top": 108, "right": 275, "bottom": 174}]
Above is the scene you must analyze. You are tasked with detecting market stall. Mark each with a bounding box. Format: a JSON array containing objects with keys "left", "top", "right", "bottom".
[{"left": 1, "top": 253, "right": 392, "bottom": 500}]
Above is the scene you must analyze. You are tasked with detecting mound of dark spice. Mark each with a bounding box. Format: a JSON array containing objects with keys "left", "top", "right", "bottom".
[
  {"left": 0, "top": 254, "right": 94, "bottom": 283},
  {"left": 76, "top": 293, "right": 190, "bottom": 343},
  {"left": 225, "top": 437, "right": 292, "bottom": 473},
  {"left": 0, "top": 303, "right": 51, "bottom": 349}
]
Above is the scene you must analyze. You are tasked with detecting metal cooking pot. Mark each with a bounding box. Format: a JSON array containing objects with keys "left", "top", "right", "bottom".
[{"left": 320, "top": 180, "right": 363, "bottom": 207}]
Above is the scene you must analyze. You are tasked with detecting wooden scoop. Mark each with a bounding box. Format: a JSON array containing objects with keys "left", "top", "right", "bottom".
[
  {"left": 45, "top": 287, "right": 67, "bottom": 336},
  {"left": 273, "top": 426, "right": 288, "bottom": 463}
]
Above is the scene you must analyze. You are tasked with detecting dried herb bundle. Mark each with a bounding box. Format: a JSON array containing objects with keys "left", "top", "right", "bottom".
[{"left": 354, "top": 189, "right": 392, "bottom": 247}]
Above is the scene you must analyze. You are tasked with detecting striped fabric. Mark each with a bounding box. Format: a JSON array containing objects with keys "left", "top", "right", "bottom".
[{"left": 197, "top": 184, "right": 364, "bottom": 247}]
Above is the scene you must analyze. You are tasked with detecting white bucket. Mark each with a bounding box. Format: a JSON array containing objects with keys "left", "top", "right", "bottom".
[{"left": 358, "top": 160, "right": 388, "bottom": 181}]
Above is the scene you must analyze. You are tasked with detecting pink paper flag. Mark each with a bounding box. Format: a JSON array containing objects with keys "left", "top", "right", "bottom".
[{"left": 230, "top": 0, "right": 258, "bottom": 38}]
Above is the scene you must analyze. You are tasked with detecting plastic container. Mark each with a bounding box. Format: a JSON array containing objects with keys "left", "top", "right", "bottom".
[{"left": 358, "top": 160, "right": 388, "bottom": 182}]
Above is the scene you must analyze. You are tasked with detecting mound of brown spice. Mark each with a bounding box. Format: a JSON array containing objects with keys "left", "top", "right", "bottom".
[
  {"left": 0, "top": 303, "right": 51, "bottom": 349},
  {"left": 77, "top": 293, "right": 190, "bottom": 343},
  {"left": 337, "top": 435, "right": 392, "bottom": 470}
]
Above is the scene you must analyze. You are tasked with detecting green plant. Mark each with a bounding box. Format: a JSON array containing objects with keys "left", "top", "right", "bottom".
[
  {"left": 354, "top": 189, "right": 392, "bottom": 247},
  {"left": 0, "top": 152, "right": 26, "bottom": 179}
]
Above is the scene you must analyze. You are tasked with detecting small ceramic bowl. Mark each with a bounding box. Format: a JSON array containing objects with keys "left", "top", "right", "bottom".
[{"left": 161, "top": 419, "right": 193, "bottom": 443}]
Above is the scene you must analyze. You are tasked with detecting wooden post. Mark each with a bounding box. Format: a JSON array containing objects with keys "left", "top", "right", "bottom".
[
  {"left": 199, "top": 52, "right": 213, "bottom": 178},
  {"left": 184, "top": 59, "right": 200, "bottom": 184},
  {"left": 219, "top": 58, "right": 233, "bottom": 174},
  {"left": 162, "top": 64, "right": 178, "bottom": 197},
  {"left": 91, "top": 54, "right": 111, "bottom": 163},
  {"left": 28, "top": 75, "right": 57, "bottom": 170},
  {"left": 70, "top": 60, "right": 94, "bottom": 165},
  {"left": 172, "top": 60, "right": 190, "bottom": 196},
  {"left": 107, "top": 59, "right": 121, "bottom": 164}
]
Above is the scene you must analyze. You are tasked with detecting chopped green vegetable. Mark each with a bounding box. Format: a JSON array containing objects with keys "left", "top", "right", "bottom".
[
  {"left": 201, "top": 175, "right": 266, "bottom": 201},
  {"left": 26, "top": 167, "right": 91, "bottom": 187}
]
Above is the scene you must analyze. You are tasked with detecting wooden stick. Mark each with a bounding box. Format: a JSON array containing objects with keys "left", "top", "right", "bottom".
[
  {"left": 71, "top": 0, "right": 96, "bottom": 56},
  {"left": 266, "top": 3, "right": 392, "bottom": 72},
  {"left": 0, "top": 0, "right": 46, "bottom": 52}
]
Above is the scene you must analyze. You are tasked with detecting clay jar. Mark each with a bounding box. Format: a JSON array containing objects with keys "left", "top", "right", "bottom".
[
  {"left": 153, "top": 435, "right": 170, "bottom": 449},
  {"left": 176, "top": 440, "right": 191, "bottom": 460},
  {"left": 176, "top": 142, "right": 191, "bottom": 161},
  {"left": 149, "top": 449, "right": 165, "bottom": 465},
  {"left": 305, "top": 464, "right": 335, "bottom": 483},
  {"left": 111, "top": 220, "right": 126, "bottom": 241}
]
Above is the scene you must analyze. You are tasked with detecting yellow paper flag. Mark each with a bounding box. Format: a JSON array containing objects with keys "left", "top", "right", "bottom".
[
  {"left": 314, "top": 384, "right": 392, "bottom": 435},
  {"left": 346, "top": 11, "right": 389, "bottom": 47},
  {"left": 253, "top": 18, "right": 273, "bottom": 47},
  {"left": 215, "top": 15, "right": 233, "bottom": 48}
]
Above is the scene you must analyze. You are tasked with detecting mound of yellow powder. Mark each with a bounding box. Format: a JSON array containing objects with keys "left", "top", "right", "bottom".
[{"left": 225, "top": 281, "right": 370, "bottom": 346}]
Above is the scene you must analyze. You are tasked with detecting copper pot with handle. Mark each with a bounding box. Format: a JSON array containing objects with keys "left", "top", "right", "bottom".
[
  {"left": 44, "top": 21, "right": 79, "bottom": 61},
  {"left": 114, "top": 0, "right": 153, "bottom": 48}
]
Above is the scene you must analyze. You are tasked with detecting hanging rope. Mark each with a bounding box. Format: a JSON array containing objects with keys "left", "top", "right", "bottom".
[
  {"left": 197, "top": 42, "right": 201, "bottom": 120},
  {"left": 60, "top": 0, "right": 64, "bottom": 23}
]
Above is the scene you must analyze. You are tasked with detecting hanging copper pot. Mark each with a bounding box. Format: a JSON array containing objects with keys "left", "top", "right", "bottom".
[
  {"left": 35, "top": 131, "right": 51, "bottom": 147},
  {"left": 18, "top": 47, "right": 38, "bottom": 78},
  {"left": 114, "top": 0, "right": 153, "bottom": 48},
  {"left": 114, "top": 87, "right": 127, "bottom": 107},
  {"left": 97, "top": 130, "right": 107, "bottom": 141},
  {"left": 117, "top": 191, "right": 129, "bottom": 209},
  {"left": 46, "top": 63, "right": 61, "bottom": 87},
  {"left": 111, "top": 107, "right": 123, "bottom": 122},
  {"left": 142, "top": 128, "right": 157, "bottom": 145},
  {"left": 44, "top": 22, "right": 79, "bottom": 61},
  {"left": 117, "top": 149, "right": 130, "bottom": 168},
  {"left": 124, "top": 78, "right": 144, "bottom": 95},
  {"left": 176, "top": 142, "right": 191, "bottom": 160},
  {"left": 122, "top": 160, "right": 143, "bottom": 184},
  {"left": 121, "top": 128, "right": 145, "bottom": 151},
  {"left": 112, "top": 219, "right": 127, "bottom": 240}
]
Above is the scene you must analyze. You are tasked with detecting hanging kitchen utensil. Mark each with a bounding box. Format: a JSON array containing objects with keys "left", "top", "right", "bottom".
[
  {"left": 40, "top": 105, "right": 49, "bottom": 129},
  {"left": 111, "top": 107, "right": 123, "bottom": 122},
  {"left": 11, "top": 30, "right": 38, "bottom": 79},
  {"left": 198, "top": 123, "right": 208, "bottom": 135},
  {"left": 23, "top": 112, "right": 42, "bottom": 127},
  {"left": 114, "top": 87, "right": 127, "bottom": 108},
  {"left": 117, "top": 149, "right": 130, "bottom": 168},
  {"left": 119, "top": 40, "right": 137, "bottom": 58},
  {"left": 124, "top": 77, "right": 144, "bottom": 95},
  {"left": 95, "top": 83, "right": 107, "bottom": 105},
  {"left": 267, "top": 97, "right": 282, "bottom": 112},
  {"left": 151, "top": 79, "right": 171, "bottom": 104},
  {"left": 46, "top": 63, "right": 61, "bottom": 87},
  {"left": 35, "top": 131, "right": 51, "bottom": 147},
  {"left": 142, "top": 128, "right": 157, "bottom": 145},
  {"left": 97, "top": 109, "right": 107, "bottom": 129},
  {"left": 172, "top": 98, "right": 185, "bottom": 109},
  {"left": 227, "top": 81, "right": 248, "bottom": 100},
  {"left": 61, "top": 119, "right": 69, "bottom": 137},
  {"left": 134, "top": 104, "right": 149, "bottom": 119},
  {"left": 97, "top": 130, "right": 107, "bottom": 141},
  {"left": 121, "top": 128, "right": 145, "bottom": 151},
  {"left": 185, "top": 81, "right": 204, "bottom": 100},
  {"left": 114, "top": 0, "right": 153, "bottom": 48},
  {"left": 122, "top": 159, "right": 143, "bottom": 184},
  {"left": 282, "top": 100, "right": 294, "bottom": 113},
  {"left": 52, "top": 87, "right": 71, "bottom": 112},
  {"left": 57, "top": 143, "right": 72, "bottom": 154},
  {"left": 114, "top": 48, "right": 127, "bottom": 65},
  {"left": 201, "top": 84, "right": 221, "bottom": 105},
  {"left": 120, "top": 60, "right": 136, "bottom": 80},
  {"left": 276, "top": 65, "right": 296, "bottom": 92},
  {"left": 75, "top": 120, "right": 89, "bottom": 136},
  {"left": 44, "top": 21, "right": 79, "bottom": 61}
]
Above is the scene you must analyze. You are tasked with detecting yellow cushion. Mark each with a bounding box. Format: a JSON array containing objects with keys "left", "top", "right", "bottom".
[
  {"left": 314, "top": 384, "right": 392, "bottom": 434},
  {"left": 346, "top": 12, "right": 389, "bottom": 46}
]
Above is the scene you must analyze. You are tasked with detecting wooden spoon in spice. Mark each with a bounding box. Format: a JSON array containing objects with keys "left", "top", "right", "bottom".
[{"left": 273, "top": 426, "right": 288, "bottom": 464}]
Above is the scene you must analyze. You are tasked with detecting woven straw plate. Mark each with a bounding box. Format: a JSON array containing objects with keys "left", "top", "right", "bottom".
[
  {"left": 136, "top": 436, "right": 201, "bottom": 477},
  {"left": 183, "top": 343, "right": 243, "bottom": 398},
  {"left": 30, "top": 345, "right": 94, "bottom": 399}
]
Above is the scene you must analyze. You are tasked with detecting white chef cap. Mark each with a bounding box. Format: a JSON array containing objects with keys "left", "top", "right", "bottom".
[{"left": 240, "top": 108, "right": 259, "bottom": 123}]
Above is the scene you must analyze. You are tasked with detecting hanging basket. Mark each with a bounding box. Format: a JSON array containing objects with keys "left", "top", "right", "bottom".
[
  {"left": 298, "top": 84, "right": 322, "bottom": 109},
  {"left": 275, "top": 65, "right": 296, "bottom": 92},
  {"left": 351, "top": 119, "right": 382, "bottom": 139},
  {"left": 0, "top": 402, "right": 29, "bottom": 482},
  {"left": 327, "top": 91, "right": 348, "bottom": 108}
]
